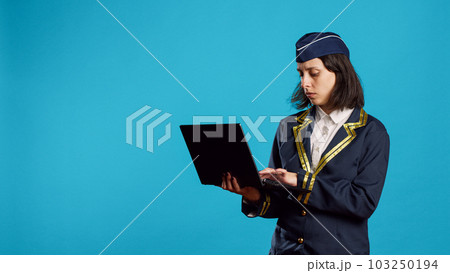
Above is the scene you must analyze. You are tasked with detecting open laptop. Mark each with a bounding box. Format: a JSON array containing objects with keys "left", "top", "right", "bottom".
[{"left": 180, "top": 123, "right": 281, "bottom": 189}]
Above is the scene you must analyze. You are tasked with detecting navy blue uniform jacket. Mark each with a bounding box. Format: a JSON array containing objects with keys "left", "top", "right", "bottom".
[{"left": 242, "top": 107, "right": 390, "bottom": 255}]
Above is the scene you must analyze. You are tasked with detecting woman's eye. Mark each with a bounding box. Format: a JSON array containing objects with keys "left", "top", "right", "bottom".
[{"left": 311, "top": 73, "right": 319, "bottom": 77}]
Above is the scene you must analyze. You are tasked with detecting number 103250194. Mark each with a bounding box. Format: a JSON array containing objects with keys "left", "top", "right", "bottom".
[{"left": 368, "top": 259, "right": 438, "bottom": 270}]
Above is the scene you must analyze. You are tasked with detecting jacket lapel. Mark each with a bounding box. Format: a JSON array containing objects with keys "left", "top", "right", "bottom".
[
  {"left": 301, "top": 108, "right": 315, "bottom": 166},
  {"left": 294, "top": 107, "right": 368, "bottom": 205},
  {"left": 315, "top": 107, "right": 368, "bottom": 174},
  {"left": 292, "top": 107, "right": 315, "bottom": 172},
  {"left": 293, "top": 107, "right": 368, "bottom": 175},
  {"left": 320, "top": 107, "right": 360, "bottom": 157}
]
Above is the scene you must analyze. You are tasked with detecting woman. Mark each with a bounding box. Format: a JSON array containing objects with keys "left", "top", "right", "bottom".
[{"left": 221, "top": 32, "right": 390, "bottom": 255}]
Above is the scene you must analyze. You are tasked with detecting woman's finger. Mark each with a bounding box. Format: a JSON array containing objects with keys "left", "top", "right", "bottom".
[
  {"left": 231, "top": 176, "right": 241, "bottom": 193},
  {"left": 225, "top": 172, "right": 234, "bottom": 192},
  {"left": 259, "top": 168, "right": 277, "bottom": 179},
  {"left": 221, "top": 173, "right": 226, "bottom": 189},
  {"left": 259, "top": 168, "right": 275, "bottom": 174}
]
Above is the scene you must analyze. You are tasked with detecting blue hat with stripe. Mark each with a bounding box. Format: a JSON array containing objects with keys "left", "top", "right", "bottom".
[{"left": 295, "top": 32, "right": 349, "bottom": 63}]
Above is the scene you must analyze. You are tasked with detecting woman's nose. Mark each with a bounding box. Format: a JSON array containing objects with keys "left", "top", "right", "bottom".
[{"left": 301, "top": 76, "right": 311, "bottom": 89}]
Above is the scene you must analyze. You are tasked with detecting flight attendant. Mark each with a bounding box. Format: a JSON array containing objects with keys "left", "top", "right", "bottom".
[{"left": 221, "top": 32, "right": 390, "bottom": 255}]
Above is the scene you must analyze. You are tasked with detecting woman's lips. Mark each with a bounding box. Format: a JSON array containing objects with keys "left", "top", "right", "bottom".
[{"left": 306, "top": 92, "right": 316, "bottom": 98}]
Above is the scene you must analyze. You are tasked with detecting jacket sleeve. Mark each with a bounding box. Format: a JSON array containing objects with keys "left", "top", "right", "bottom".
[{"left": 296, "top": 130, "right": 390, "bottom": 219}]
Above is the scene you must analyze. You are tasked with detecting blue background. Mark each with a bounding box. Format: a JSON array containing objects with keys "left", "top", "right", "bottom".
[{"left": 1, "top": 0, "right": 449, "bottom": 254}]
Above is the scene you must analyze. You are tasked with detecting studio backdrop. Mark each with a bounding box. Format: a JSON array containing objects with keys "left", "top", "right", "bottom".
[{"left": 0, "top": 0, "right": 449, "bottom": 254}]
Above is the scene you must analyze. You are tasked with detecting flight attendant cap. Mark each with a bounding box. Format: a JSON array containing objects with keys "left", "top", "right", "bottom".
[{"left": 295, "top": 32, "right": 350, "bottom": 63}]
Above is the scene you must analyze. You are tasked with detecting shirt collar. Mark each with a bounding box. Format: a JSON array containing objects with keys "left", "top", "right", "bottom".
[{"left": 316, "top": 106, "right": 354, "bottom": 124}]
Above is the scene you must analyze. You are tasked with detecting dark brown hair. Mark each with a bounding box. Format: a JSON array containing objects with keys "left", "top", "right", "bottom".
[{"left": 290, "top": 53, "right": 364, "bottom": 110}]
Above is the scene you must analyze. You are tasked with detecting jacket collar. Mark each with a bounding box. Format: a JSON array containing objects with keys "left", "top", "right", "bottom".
[{"left": 293, "top": 106, "right": 367, "bottom": 173}]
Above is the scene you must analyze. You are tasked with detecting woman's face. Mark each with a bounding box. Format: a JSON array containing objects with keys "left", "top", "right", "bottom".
[{"left": 297, "top": 58, "right": 336, "bottom": 113}]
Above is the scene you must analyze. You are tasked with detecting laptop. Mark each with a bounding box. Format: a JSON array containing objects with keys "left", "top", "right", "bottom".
[{"left": 180, "top": 123, "right": 281, "bottom": 189}]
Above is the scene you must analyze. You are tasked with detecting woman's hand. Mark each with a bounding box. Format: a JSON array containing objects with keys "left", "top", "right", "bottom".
[
  {"left": 259, "top": 168, "right": 298, "bottom": 187},
  {"left": 221, "top": 172, "right": 261, "bottom": 202}
]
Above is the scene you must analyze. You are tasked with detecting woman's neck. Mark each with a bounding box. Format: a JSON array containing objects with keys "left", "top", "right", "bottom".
[{"left": 318, "top": 105, "right": 334, "bottom": 115}]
